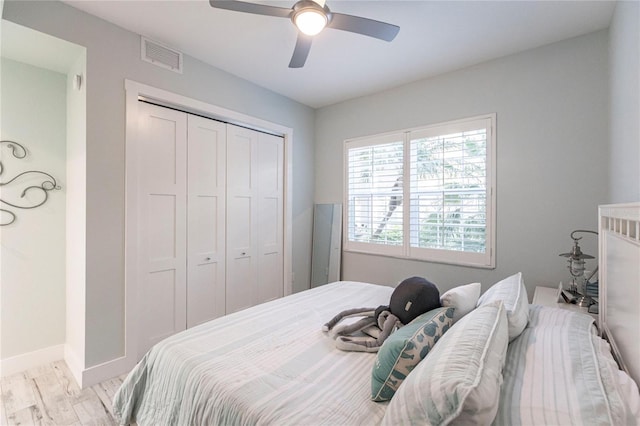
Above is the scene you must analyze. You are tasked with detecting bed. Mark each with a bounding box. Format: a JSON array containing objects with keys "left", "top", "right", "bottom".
[{"left": 114, "top": 203, "right": 640, "bottom": 425}]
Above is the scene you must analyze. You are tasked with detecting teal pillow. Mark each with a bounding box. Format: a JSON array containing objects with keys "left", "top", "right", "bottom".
[{"left": 371, "top": 307, "right": 454, "bottom": 401}]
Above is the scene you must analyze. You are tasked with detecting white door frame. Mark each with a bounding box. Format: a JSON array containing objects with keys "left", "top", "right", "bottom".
[{"left": 124, "top": 80, "right": 293, "bottom": 367}]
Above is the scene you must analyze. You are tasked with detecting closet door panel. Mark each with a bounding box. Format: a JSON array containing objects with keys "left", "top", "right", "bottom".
[
  {"left": 187, "top": 115, "right": 226, "bottom": 327},
  {"left": 226, "top": 126, "right": 258, "bottom": 313},
  {"left": 258, "top": 252, "right": 282, "bottom": 304},
  {"left": 257, "top": 133, "right": 284, "bottom": 304},
  {"left": 147, "top": 195, "right": 178, "bottom": 261},
  {"left": 258, "top": 136, "right": 281, "bottom": 193},
  {"left": 258, "top": 197, "right": 279, "bottom": 249},
  {"left": 137, "top": 102, "right": 187, "bottom": 355},
  {"left": 146, "top": 117, "right": 178, "bottom": 185},
  {"left": 227, "top": 131, "right": 253, "bottom": 190},
  {"left": 145, "top": 270, "right": 179, "bottom": 339},
  {"left": 228, "top": 196, "right": 252, "bottom": 252},
  {"left": 187, "top": 262, "right": 221, "bottom": 327}
]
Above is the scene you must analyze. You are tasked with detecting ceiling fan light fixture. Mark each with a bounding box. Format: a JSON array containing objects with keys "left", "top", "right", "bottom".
[{"left": 294, "top": 8, "right": 327, "bottom": 36}]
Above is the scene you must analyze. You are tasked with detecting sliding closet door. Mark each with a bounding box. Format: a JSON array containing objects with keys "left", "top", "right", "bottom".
[
  {"left": 186, "top": 115, "right": 227, "bottom": 327},
  {"left": 137, "top": 102, "right": 187, "bottom": 355},
  {"left": 226, "top": 126, "right": 284, "bottom": 313},
  {"left": 226, "top": 126, "right": 259, "bottom": 313},
  {"left": 257, "top": 132, "right": 284, "bottom": 304},
  {"left": 133, "top": 102, "right": 285, "bottom": 357}
]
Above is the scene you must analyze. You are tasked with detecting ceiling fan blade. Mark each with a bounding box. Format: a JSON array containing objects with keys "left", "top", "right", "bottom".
[
  {"left": 289, "top": 34, "right": 313, "bottom": 68},
  {"left": 209, "top": 0, "right": 292, "bottom": 18},
  {"left": 328, "top": 13, "right": 399, "bottom": 42}
]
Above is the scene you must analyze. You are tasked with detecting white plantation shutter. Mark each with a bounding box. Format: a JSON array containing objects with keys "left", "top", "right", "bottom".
[
  {"left": 408, "top": 118, "right": 493, "bottom": 267},
  {"left": 344, "top": 115, "right": 495, "bottom": 268},
  {"left": 345, "top": 135, "right": 404, "bottom": 256}
]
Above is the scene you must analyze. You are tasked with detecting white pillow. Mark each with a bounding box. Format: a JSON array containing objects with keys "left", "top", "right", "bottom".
[
  {"left": 476, "top": 272, "right": 529, "bottom": 341},
  {"left": 381, "top": 301, "right": 509, "bottom": 426},
  {"left": 440, "top": 282, "right": 481, "bottom": 323}
]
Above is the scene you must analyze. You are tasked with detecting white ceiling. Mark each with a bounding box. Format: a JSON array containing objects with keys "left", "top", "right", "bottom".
[{"left": 62, "top": 0, "right": 615, "bottom": 108}]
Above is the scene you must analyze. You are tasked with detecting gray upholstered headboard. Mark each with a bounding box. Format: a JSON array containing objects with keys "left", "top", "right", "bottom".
[{"left": 599, "top": 203, "right": 640, "bottom": 386}]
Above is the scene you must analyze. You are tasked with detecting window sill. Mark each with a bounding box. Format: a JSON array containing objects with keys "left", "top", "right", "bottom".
[{"left": 343, "top": 247, "right": 496, "bottom": 270}]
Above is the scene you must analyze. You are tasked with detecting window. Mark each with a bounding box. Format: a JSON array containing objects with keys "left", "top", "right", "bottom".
[{"left": 344, "top": 114, "right": 496, "bottom": 268}]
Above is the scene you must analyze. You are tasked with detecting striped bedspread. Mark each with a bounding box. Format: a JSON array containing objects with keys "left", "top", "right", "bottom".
[
  {"left": 113, "top": 281, "right": 393, "bottom": 425},
  {"left": 114, "top": 283, "right": 638, "bottom": 425},
  {"left": 494, "top": 305, "right": 638, "bottom": 426}
]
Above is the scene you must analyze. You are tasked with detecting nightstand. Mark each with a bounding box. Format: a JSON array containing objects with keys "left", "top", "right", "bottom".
[{"left": 532, "top": 286, "right": 598, "bottom": 324}]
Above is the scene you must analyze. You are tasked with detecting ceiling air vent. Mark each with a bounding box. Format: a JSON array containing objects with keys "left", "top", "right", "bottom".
[{"left": 141, "top": 37, "right": 183, "bottom": 74}]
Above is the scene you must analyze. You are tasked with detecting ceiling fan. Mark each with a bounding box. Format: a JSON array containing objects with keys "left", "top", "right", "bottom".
[{"left": 209, "top": 0, "right": 400, "bottom": 68}]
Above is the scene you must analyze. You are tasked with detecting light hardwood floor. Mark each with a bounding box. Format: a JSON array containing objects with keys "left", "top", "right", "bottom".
[{"left": 0, "top": 360, "right": 126, "bottom": 425}]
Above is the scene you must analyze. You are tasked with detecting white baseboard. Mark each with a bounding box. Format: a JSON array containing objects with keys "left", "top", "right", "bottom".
[
  {"left": 80, "top": 355, "right": 132, "bottom": 388},
  {"left": 0, "top": 344, "right": 132, "bottom": 388},
  {"left": 0, "top": 344, "right": 65, "bottom": 377},
  {"left": 64, "top": 344, "right": 132, "bottom": 388},
  {"left": 64, "top": 344, "right": 84, "bottom": 387}
]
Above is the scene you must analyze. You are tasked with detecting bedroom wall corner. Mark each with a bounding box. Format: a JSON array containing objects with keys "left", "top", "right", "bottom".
[{"left": 608, "top": 0, "right": 640, "bottom": 203}]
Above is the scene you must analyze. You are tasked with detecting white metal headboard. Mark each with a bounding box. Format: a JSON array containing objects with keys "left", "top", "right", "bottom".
[{"left": 599, "top": 202, "right": 640, "bottom": 386}]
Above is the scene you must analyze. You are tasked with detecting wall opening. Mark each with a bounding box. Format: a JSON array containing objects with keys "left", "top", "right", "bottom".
[{"left": 0, "top": 19, "right": 86, "bottom": 379}]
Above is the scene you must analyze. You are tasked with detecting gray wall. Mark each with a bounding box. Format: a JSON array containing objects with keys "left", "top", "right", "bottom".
[
  {"left": 609, "top": 1, "right": 640, "bottom": 203},
  {"left": 0, "top": 59, "right": 67, "bottom": 358},
  {"left": 3, "top": 0, "right": 315, "bottom": 367},
  {"left": 315, "top": 31, "right": 609, "bottom": 299}
]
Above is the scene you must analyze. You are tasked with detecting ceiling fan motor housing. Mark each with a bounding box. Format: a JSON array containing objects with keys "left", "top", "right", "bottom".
[{"left": 292, "top": 0, "right": 332, "bottom": 35}]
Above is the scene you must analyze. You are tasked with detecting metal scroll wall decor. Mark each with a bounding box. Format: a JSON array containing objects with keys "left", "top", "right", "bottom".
[{"left": 0, "top": 140, "right": 62, "bottom": 226}]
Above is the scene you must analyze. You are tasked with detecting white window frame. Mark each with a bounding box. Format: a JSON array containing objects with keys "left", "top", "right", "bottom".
[{"left": 343, "top": 113, "right": 496, "bottom": 269}]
